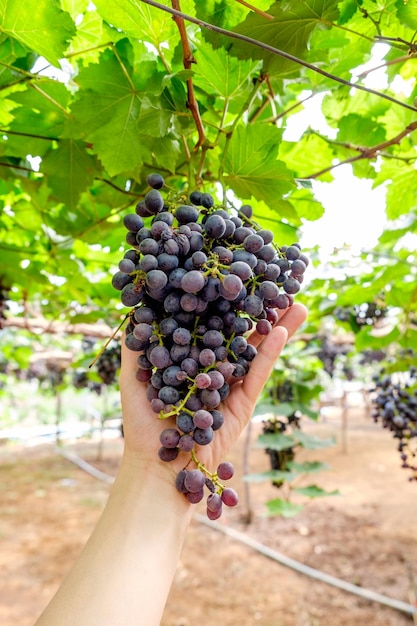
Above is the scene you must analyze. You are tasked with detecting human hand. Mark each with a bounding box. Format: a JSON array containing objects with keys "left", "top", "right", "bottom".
[{"left": 119, "top": 303, "right": 307, "bottom": 489}]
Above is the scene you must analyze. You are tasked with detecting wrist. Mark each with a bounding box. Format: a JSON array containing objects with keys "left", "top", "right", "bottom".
[{"left": 115, "top": 449, "right": 194, "bottom": 522}]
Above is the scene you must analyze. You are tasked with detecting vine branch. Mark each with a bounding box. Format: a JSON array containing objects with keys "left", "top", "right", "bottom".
[
  {"left": 139, "top": 0, "right": 417, "bottom": 114},
  {"left": 171, "top": 0, "right": 206, "bottom": 150},
  {"left": 305, "top": 121, "right": 417, "bottom": 179},
  {"left": 234, "top": 0, "right": 274, "bottom": 20}
]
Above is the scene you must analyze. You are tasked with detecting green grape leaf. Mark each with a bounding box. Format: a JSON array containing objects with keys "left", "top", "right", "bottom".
[
  {"left": 243, "top": 470, "right": 296, "bottom": 483},
  {"left": 231, "top": 0, "right": 340, "bottom": 76},
  {"left": 293, "top": 485, "right": 339, "bottom": 498},
  {"left": 223, "top": 124, "right": 297, "bottom": 221},
  {"left": 193, "top": 40, "right": 258, "bottom": 100},
  {"left": 68, "top": 50, "right": 157, "bottom": 175},
  {"left": 255, "top": 432, "right": 296, "bottom": 451},
  {"left": 93, "top": 0, "right": 179, "bottom": 62},
  {"left": 287, "top": 461, "right": 330, "bottom": 474},
  {"left": 265, "top": 498, "right": 304, "bottom": 517},
  {"left": 0, "top": 0, "right": 76, "bottom": 67},
  {"left": 8, "top": 79, "right": 70, "bottom": 136},
  {"left": 337, "top": 113, "right": 386, "bottom": 146},
  {"left": 60, "top": 0, "right": 89, "bottom": 15},
  {"left": 396, "top": 0, "right": 417, "bottom": 28},
  {"left": 292, "top": 431, "right": 335, "bottom": 450},
  {"left": 42, "top": 140, "right": 100, "bottom": 209}
]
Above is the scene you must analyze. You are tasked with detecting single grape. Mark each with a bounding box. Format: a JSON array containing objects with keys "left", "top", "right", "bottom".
[
  {"left": 193, "top": 426, "right": 214, "bottom": 445},
  {"left": 217, "top": 461, "right": 234, "bottom": 480},
  {"left": 146, "top": 172, "right": 164, "bottom": 189},
  {"left": 193, "top": 409, "right": 214, "bottom": 429},
  {"left": 221, "top": 487, "right": 239, "bottom": 506},
  {"left": 159, "top": 428, "right": 181, "bottom": 448},
  {"left": 207, "top": 493, "right": 223, "bottom": 513},
  {"left": 195, "top": 373, "right": 211, "bottom": 389},
  {"left": 184, "top": 469, "right": 206, "bottom": 493},
  {"left": 123, "top": 213, "right": 144, "bottom": 232},
  {"left": 285, "top": 245, "right": 301, "bottom": 261},
  {"left": 158, "top": 447, "right": 179, "bottom": 462},
  {"left": 176, "top": 411, "right": 195, "bottom": 433},
  {"left": 112, "top": 271, "right": 133, "bottom": 291},
  {"left": 181, "top": 270, "right": 205, "bottom": 294},
  {"left": 144, "top": 189, "right": 164, "bottom": 214},
  {"left": 176, "top": 204, "right": 199, "bottom": 224}
]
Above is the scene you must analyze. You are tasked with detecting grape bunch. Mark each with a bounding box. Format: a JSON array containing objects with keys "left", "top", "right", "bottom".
[
  {"left": 96, "top": 343, "right": 122, "bottom": 385},
  {"left": 371, "top": 366, "right": 417, "bottom": 481},
  {"left": 112, "top": 173, "right": 308, "bottom": 518}
]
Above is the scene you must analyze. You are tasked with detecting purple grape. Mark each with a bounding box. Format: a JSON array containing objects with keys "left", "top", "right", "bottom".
[
  {"left": 123, "top": 213, "right": 144, "bottom": 232},
  {"left": 139, "top": 254, "right": 158, "bottom": 272},
  {"left": 178, "top": 434, "right": 194, "bottom": 452},
  {"left": 207, "top": 493, "right": 223, "bottom": 513},
  {"left": 134, "top": 306, "right": 156, "bottom": 324},
  {"left": 144, "top": 189, "right": 164, "bottom": 214},
  {"left": 149, "top": 346, "right": 171, "bottom": 368},
  {"left": 146, "top": 269, "right": 168, "bottom": 290},
  {"left": 173, "top": 327, "right": 192, "bottom": 345},
  {"left": 184, "top": 469, "right": 206, "bottom": 492},
  {"left": 199, "top": 348, "right": 216, "bottom": 367},
  {"left": 181, "top": 358, "right": 199, "bottom": 377},
  {"left": 189, "top": 190, "right": 202, "bottom": 205},
  {"left": 176, "top": 469, "right": 188, "bottom": 492},
  {"left": 193, "top": 426, "right": 214, "bottom": 445},
  {"left": 283, "top": 277, "right": 301, "bottom": 295},
  {"left": 112, "top": 271, "right": 133, "bottom": 291},
  {"left": 217, "top": 461, "right": 234, "bottom": 480},
  {"left": 186, "top": 489, "right": 205, "bottom": 503},
  {"left": 133, "top": 322, "right": 153, "bottom": 342},
  {"left": 243, "top": 233, "right": 264, "bottom": 253},
  {"left": 204, "top": 214, "right": 226, "bottom": 238},
  {"left": 159, "top": 428, "right": 181, "bottom": 448},
  {"left": 256, "top": 319, "right": 272, "bottom": 335},
  {"left": 208, "top": 370, "right": 225, "bottom": 390},
  {"left": 193, "top": 409, "right": 214, "bottom": 429},
  {"left": 176, "top": 204, "right": 199, "bottom": 224},
  {"left": 158, "top": 446, "right": 179, "bottom": 462},
  {"left": 230, "top": 261, "right": 252, "bottom": 281},
  {"left": 290, "top": 259, "right": 307, "bottom": 276},
  {"left": 199, "top": 389, "right": 221, "bottom": 409},
  {"left": 202, "top": 330, "right": 223, "bottom": 348},
  {"left": 200, "top": 192, "right": 214, "bottom": 209},
  {"left": 158, "top": 386, "right": 180, "bottom": 404},
  {"left": 285, "top": 245, "right": 301, "bottom": 261},
  {"left": 243, "top": 295, "right": 263, "bottom": 316},
  {"left": 146, "top": 172, "right": 164, "bottom": 189},
  {"left": 221, "top": 487, "right": 239, "bottom": 506},
  {"left": 195, "top": 373, "right": 211, "bottom": 389},
  {"left": 176, "top": 411, "right": 195, "bottom": 433},
  {"left": 181, "top": 270, "right": 206, "bottom": 294}
]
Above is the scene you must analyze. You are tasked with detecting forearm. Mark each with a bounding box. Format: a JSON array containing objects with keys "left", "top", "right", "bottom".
[{"left": 35, "top": 455, "right": 193, "bottom": 626}]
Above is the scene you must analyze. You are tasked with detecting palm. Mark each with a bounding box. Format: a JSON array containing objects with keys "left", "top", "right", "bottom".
[{"left": 119, "top": 304, "right": 307, "bottom": 480}]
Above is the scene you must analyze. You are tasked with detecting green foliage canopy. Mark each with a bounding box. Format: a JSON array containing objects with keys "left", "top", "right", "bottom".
[{"left": 0, "top": 0, "right": 416, "bottom": 351}]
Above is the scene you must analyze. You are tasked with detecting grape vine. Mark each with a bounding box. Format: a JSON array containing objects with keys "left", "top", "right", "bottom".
[{"left": 112, "top": 173, "right": 308, "bottom": 518}]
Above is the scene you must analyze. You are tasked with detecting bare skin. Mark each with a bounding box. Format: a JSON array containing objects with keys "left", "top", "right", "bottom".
[{"left": 35, "top": 303, "right": 307, "bottom": 626}]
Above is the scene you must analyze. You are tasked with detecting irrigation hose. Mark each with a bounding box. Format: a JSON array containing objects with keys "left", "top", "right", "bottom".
[{"left": 56, "top": 447, "right": 417, "bottom": 617}]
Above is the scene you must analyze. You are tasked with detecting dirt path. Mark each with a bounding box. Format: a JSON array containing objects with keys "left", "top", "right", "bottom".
[{"left": 1, "top": 407, "right": 416, "bottom": 626}]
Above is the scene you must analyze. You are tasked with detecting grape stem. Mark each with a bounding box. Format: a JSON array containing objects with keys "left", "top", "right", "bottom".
[{"left": 190, "top": 449, "right": 225, "bottom": 492}]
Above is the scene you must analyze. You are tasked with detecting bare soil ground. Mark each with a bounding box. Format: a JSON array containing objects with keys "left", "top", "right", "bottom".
[{"left": 1, "top": 402, "right": 417, "bottom": 626}]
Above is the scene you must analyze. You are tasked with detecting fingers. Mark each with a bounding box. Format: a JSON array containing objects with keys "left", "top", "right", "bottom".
[
  {"left": 247, "top": 303, "right": 308, "bottom": 349},
  {"left": 239, "top": 304, "right": 308, "bottom": 406},
  {"left": 240, "top": 325, "right": 289, "bottom": 405}
]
